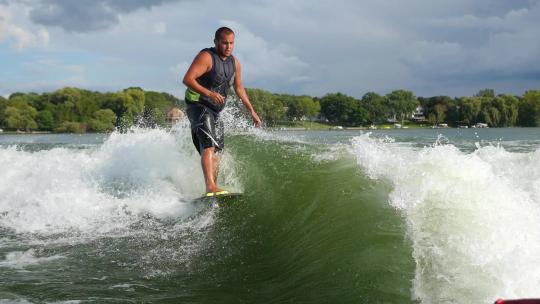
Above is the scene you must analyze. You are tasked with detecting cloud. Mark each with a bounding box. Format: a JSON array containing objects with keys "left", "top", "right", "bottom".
[
  {"left": 27, "top": 0, "right": 181, "bottom": 32},
  {"left": 0, "top": 6, "right": 49, "bottom": 50},
  {"left": 29, "top": 58, "right": 86, "bottom": 74},
  {"left": 152, "top": 22, "right": 167, "bottom": 34},
  {"left": 219, "top": 20, "right": 309, "bottom": 90},
  {"left": 400, "top": 3, "right": 540, "bottom": 84},
  {"left": 2, "top": 0, "right": 540, "bottom": 98},
  {"left": 0, "top": 76, "right": 90, "bottom": 96}
]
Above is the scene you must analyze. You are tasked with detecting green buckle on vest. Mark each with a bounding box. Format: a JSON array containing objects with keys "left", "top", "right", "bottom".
[{"left": 185, "top": 88, "right": 200, "bottom": 103}]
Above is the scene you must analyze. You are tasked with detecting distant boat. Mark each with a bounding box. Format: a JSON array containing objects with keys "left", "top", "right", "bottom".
[{"left": 473, "top": 123, "right": 489, "bottom": 128}]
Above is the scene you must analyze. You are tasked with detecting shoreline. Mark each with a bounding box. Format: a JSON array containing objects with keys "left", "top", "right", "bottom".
[
  {"left": 1, "top": 126, "right": 533, "bottom": 135},
  {"left": 0, "top": 131, "right": 52, "bottom": 135}
]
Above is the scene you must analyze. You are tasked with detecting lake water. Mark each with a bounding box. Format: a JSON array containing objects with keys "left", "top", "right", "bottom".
[{"left": 1, "top": 125, "right": 539, "bottom": 303}]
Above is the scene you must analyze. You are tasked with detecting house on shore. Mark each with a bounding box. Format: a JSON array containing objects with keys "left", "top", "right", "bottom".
[
  {"left": 387, "top": 106, "right": 427, "bottom": 123},
  {"left": 166, "top": 107, "right": 184, "bottom": 126},
  {"left": 411, "top": 106, "right": 427, "bottom": 122}
]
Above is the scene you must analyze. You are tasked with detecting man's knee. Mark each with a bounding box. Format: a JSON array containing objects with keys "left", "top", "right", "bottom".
[
  {"left": 202, "top": 146, "right": 215, "bottom": 155},
  {"left": 204, "top": 146, "right": 223, "bottom": 155}
]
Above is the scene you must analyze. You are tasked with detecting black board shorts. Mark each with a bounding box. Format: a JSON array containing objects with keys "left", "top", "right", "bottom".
[{"left": 185, "top": 103, "right": 224, "bottom": 154}]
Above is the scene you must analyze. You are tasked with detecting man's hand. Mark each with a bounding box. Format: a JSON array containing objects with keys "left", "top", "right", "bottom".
[
  {"left": 251, "top": 111, "right": 262, "bottom": 128},
  {"left": 208, "top": 91, "right": 225, "bottom": 104}
]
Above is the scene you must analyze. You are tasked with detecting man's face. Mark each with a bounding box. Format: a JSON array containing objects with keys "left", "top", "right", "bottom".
[{"left": 215, "top": 33, "right": 235, "bottom": 58}]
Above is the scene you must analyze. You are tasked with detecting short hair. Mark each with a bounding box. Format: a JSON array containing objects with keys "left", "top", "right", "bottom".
[{"left": 214, "top": 27, "right": 234, "bottom": 41}]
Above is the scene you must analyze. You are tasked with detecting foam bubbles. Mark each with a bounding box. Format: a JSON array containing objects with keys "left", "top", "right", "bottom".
[
  {"left": 351, "top": 134, "right": 540, "bottom": 303},
  {"left": 0, "top": 249, "right": 64, "bottom": 269},
  {"left": 0, "top": 125, "right": 242, "bottom": 235}
]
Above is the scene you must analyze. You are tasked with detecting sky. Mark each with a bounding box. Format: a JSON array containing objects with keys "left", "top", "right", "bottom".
[{"left": 1, "top": 0, "right": 539, "bottom": 99}]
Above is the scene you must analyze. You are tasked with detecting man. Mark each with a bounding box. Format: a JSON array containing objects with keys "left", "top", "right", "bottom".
[{"left": 183, "top": 27, "right": 262, "bottom": 196}]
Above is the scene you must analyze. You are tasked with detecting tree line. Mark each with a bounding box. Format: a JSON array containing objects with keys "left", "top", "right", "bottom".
[
  {"left": 1, "top": 87, "right": 540, "bottom": 133},
  {"left": 246, "top": 88, "right": 540, "bottom": 127},
  {"left": 0, "top": 87, "right": 180, "bottom": 132}
]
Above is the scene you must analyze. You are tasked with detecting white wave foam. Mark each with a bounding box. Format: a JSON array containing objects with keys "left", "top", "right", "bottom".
[
  {"left": 309, "top": 144, "right": 346, "bottom": 163},
  {"left": 220, "top": 95, "right": 310, "bottom": 144},
  {"left": 351, "top": 134, "right": 540, "bottom": 303},
  {"left": 0, "top": 125, "right": 241, "bottom": 235},
  {"left": 0, "top": 249, "right": 64, "bottom": 269}
]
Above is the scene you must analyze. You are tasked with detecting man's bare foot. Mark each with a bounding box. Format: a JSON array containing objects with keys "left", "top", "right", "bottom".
[{"left": 206, "top": 186, "right": 225, "bottom": 194}]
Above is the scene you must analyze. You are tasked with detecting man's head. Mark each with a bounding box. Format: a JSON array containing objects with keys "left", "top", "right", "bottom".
[{"left": 214, "top": 27, "right": 235, "bottom": 58}]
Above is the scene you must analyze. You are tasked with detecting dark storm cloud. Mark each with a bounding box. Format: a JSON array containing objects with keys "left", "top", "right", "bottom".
[
  {"left": 2, "top": 0, "right": 539, "bottom": 97},
  {"left": 27, "top": 0, "right": 180, "bottom": 32},
  {"left": 222, "top": 0, "right": 540, "bottom": 96}
]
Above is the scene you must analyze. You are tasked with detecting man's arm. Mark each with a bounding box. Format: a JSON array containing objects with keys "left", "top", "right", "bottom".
[
  {"left": 233, "top": 59, "right": 262, "bottom": 127},
  {"left": 182, "top": 52, "right": 225, "bottom": 104}
]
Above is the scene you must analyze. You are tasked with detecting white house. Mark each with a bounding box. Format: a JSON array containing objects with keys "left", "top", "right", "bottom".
[{"left": 411, "top": 106, "right": 426, "bottom": 122}]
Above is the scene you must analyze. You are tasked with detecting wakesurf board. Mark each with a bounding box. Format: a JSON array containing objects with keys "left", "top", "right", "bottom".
[{"left": 192, "top": 192, "right": 243, "bottom": 204}]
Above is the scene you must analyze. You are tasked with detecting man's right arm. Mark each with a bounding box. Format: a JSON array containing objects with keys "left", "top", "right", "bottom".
[{"left": 182, "top": 52, "right": 225, "bottom": 104}]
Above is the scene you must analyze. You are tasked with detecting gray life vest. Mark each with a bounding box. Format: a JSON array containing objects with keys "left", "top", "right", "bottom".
[{"left": 185, "top": 47, "right": 236, "bottom": 112}]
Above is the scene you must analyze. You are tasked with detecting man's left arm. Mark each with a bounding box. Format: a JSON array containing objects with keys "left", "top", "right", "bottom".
[{"left": 233, "top": 59, "right": 262, "bottom": 127}]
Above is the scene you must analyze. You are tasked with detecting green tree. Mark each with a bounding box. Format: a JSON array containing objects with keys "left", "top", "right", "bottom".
[
  {"left": 475, "top": 88, "right": 495, "bottom": 98},
  {"left": 49, "top": 87, "right": 82, "bottom": 105},
  {"left": 78, "top": 90, "right": 103, "bottom": 122},
  {"left": 286, "top": 96, "right": 320, "bottom": 120},
  {"left": 141, "top": 107, "right": 167, "bottom": 128},
  {"left": 386, "top": 90, "right": 419, "bottom": 125},
  {"left": 427, "top": 103, "right": 447, "bottom": 125},
  {"left": 8, "top": 92, "right": 40, "bottom": 110},
  {"left": 517, "top": 90, "right": 540, "bottom": 126},
  {"left": 246, "top": 88, "right": 285, "bottom": 125},
  {"left": 498, "top": 95, "right": 519, "bottom": 126},
  {"left": 152, "top": 107, "right": 166, "bottom": 126},
  {"left": 5, "top": 97, "right": 39, "bottom": 131},
  {"left": 47, "top": 88, "right": 101, "bottom": 125},
  {"left": 479, "top": 106, "right": 499, "bottom": 126},
  {"left": 420, "top": 96, "right": 453, "bottom": 125},
  {"left": 320, "top": 92, "right": 368, "bottom": 126},
  {"left": 458, "top": 97, "right": 482, "bottom": 125},
  {"left": 50, "top": 87, "right": 83, "bottom": 122},
  {"left": 145, "top": 91, "right": 180, "bottom": 109},
  {"left": 124, "top": 88, "right": 145, "bottom": 114},
  {"left": 36, "top": 110, "right": 55, "bottom": 130},
  {"left": 5, "top": 105, "right": 38, "bottom": 131},
  {"left": 8, "top": 92, "right": 26, "bottom": 100},
  {"left": 475, "top": 95, "right": 519, "bottom": 127},
  {"left": 33, "top": 93, "right": 53, "bottom": 111},
  {"left": 143, "top": 91, "right": 178, "bottom": 127},
  {"left": 0, "top": 96, "right": 7, "bottom": 128},
  {"left": 54, "top": 121, "right": 85, "bottom": 133},
  {"left": 88, "top": 109, "right": 117, "bottom": 132},
  {"left": 361, "top": 92, "right": 389, "bottom": 124},
  {"left": 104, "top": 90, "right": 145, "bottom": 129}
]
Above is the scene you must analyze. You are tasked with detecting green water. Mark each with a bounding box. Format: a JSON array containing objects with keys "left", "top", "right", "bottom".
[{"left": 0, "top": 133, "right": 415, "bottom": 303}]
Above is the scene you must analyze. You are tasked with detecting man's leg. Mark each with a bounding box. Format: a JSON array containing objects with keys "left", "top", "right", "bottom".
[
  {"left": 201, "top": 147, "right": 223, "bottom": 193},
  {"left": 213, "top": 151, "right": 220, "bottom": 185}
]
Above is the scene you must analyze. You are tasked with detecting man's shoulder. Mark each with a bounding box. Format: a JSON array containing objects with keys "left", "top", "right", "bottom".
[
  {"left": 195, "top": 50, "right": 213, "bottom": 62},
  {"left": 200, "top": 47, "right": 217, "bottom": 56}
]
